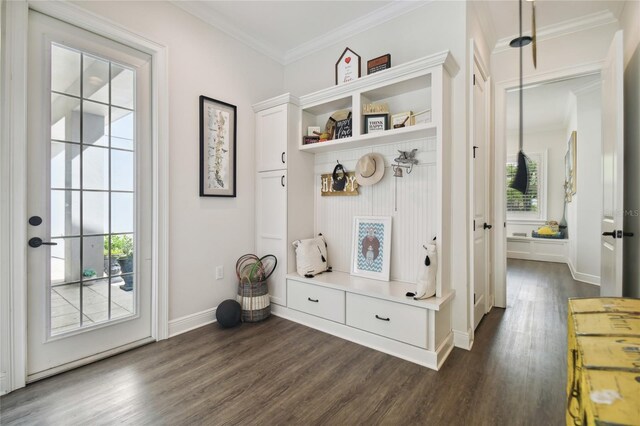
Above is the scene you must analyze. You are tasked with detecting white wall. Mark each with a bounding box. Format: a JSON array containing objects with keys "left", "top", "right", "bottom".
[
  {"left": 71, "top": 1, "right": 285, "bottom": 321},
  {"left": 621, "top": 0, "right": 640, "bottom": 297},
  {"left": 283, "top": 1, "right": 476, "bottom": 343}
]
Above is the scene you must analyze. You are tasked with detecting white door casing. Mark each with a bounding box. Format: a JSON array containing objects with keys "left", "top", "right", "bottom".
[
  {"left": 26, "top": 10, "right": 153, "bottom": 379},
  {"left": 600, "top": 30, "right": 625, "bottom": 296},
  {"left": 472, "top": 59, "right": 490, "bottom": 330}
]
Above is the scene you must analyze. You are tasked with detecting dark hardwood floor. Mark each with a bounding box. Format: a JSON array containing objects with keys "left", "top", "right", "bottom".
[{"left": 1, "top": 259, "right": 598, "bottom": 425}]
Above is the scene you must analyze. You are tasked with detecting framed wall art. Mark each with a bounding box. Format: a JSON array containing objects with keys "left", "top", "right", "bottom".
[
  {"left": 351, "top": 216, "right": 392, "bottom": 281},
  {"left": 364, "top": 114, "right": 388, "bottom": 134},
  {"left": 199, "top": 95, "right": 237, "bottom": 197}
]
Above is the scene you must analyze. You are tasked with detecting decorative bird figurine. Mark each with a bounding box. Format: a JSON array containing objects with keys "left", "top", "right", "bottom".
[{"left": 394, "top": 149, "right": 418, "bottom": 165}]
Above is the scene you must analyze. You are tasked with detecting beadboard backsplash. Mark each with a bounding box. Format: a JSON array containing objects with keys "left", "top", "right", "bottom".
[{"left": 314, "top": 137, "right": 438, "bottom": 283}]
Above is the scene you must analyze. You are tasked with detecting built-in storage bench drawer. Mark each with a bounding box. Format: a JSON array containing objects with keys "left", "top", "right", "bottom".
[
  {"left": 346, "top": 293, "right": 427, "bottom": 348},
  {"left": 287, "top": 279, "right": 345, "bottom": 323}
]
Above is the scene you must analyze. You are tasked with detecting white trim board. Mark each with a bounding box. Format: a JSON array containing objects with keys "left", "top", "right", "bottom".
[
  {"left": 493, "top": 10, "right": 618, "bottom": 54},
  {"left": 169, "top": 308, "right": 218, "bottom": 338},
  {"left": 1, "top": 0, "right": 170, "bottom": 394},
  {"left": 568, "top": 260, "right": 601, "bottom": 286}
]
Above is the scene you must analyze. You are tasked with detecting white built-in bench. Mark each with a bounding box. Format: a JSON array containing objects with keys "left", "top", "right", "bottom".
[
  {"left": 507, "top": 236, "right": 568, "bottom": 263},
  {"left": 270, "top": 272, "right": 455, "bottom": 370}
]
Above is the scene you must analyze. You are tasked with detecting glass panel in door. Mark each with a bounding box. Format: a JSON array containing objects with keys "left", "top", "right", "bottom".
[{"left": 49, "top": 43, "right": 137, "bottom": 336}]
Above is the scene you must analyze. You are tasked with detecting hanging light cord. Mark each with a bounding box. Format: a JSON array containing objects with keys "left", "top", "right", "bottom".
[{"left": 519, "top": 0, "right": 524, "bottom": 154}]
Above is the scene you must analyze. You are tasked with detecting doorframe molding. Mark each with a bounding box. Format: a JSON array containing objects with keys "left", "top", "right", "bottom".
[
  {"left": 492, "top": 61, "right": 603, "bottom": 308},
  {"left": 0, "top": 0, "right": 170, "bottom": 394}
]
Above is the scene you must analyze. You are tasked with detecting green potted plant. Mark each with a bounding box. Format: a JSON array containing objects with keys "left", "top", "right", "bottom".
[{"left": 109, "top": 235, "right": 134, "bottom": 291}]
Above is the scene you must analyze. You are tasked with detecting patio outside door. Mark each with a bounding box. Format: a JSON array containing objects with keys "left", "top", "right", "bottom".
[{"left": 26, "top": 11, "right": 153, "bottom": 379}]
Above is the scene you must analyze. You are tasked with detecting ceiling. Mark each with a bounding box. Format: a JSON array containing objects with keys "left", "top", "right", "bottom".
[
  {"left": 506, "top": 73, "right": 600, "bottom": 132},
  {"left": 172, "top": 0, "right": 625, "bottom": 65}
]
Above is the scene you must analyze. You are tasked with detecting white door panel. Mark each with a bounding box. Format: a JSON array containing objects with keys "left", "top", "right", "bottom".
[
  {"left": 472, "top": 62, "right": 490, "bottom": 330},
  {"left": 600, "top": 31, "right": 624, "bottom": 296},
  {"left": 27, "top": 11, "right": 153, "bottom": 378}
]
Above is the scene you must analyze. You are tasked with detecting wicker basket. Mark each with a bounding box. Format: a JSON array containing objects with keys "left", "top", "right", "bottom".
[{"left": 236, "top": 279, "right": 270, "bottom": 322}]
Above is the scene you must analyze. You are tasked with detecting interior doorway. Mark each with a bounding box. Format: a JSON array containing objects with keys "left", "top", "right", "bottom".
[{"left": 497, "top": 72, "right": 603, "bottom": 307}]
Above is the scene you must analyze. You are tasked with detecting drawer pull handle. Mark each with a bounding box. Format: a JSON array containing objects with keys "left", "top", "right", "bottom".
[
  {"left": 375, "top": 315, "right": 390, "bottom": 321},
  {"left": 307, "top": 297, "right": 319, "bottom": 303}
]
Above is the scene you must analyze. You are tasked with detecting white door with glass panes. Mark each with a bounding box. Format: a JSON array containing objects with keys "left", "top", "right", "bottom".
[
  {"left": 256, "top": 170, "right": 287, "bottom": 306},
  {"left": 26, "top": 11, "right": 153, "bottom": 378},
  {"left": 256, "top": 104, "right": 288, "bottom": 172}
]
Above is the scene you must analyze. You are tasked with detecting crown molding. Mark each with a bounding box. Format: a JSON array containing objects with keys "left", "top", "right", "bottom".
[
  {"left": 493, "top": 9, "right": 618, "bottom": 55},
  {"left": 283, "top": 1, "right": 431, "bottom": 65},
  {"left": 171, "top": 1, "right": 431, "bottom": 66},
  {"left": 252, "top": 93, "right": 300, "bottom": 112},
  {"left": 170, "top": 0, "right": 286, "bottom": 64}
]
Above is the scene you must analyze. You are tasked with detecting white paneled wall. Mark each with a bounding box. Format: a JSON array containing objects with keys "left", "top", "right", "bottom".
[{"left": 314, "top": 137, "right": 438, "bottom": 283}]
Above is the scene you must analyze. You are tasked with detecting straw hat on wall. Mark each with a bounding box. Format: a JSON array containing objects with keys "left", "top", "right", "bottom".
[{"left": 355, "top": 153, "right": 385, "bottom": 186}]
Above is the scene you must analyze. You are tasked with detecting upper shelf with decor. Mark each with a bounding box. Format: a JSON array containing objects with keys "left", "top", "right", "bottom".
[{"left": 298, "top": 51, "right": 458, "bottom": 154}]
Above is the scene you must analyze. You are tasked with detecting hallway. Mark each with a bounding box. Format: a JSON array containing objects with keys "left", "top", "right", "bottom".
[{"left": 1, "top": 259, "right": 599, "bottom": 425}]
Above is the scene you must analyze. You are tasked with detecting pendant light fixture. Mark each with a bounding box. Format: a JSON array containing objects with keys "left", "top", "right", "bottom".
[{"left": 509, "top": 0, "right": 536, "bottom": 194}]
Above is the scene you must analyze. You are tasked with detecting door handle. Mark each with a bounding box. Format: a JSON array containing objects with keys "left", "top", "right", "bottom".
[
  {"left": 281, "top": 152, "right": 286, "bottom": 164},
  {"left": 281, "top": 175, "right": 285, "bottom": 187},
  {"left": 28, "top": 237, "right": 58, "bottom": 248},
  {"left": 622, "top": 231, "right": 634, "bottom": 237},
  {"left": 483, "top": 223, "right": 492, "bottom": 230},
  {"left": 602, "top": 230, "right": 617, "bottom": 238},
  {"left": 375, "top": 315, "right": 390, "bottom": 321}
]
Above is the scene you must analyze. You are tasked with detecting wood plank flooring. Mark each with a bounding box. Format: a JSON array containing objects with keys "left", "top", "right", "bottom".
[{"left": 1, "top": 259, "right": 598, "bottom": 425}]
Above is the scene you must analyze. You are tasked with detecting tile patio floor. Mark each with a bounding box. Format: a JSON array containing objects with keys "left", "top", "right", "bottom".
[{"left": 51, "top": 279, "right": 134, "bottom": 334}]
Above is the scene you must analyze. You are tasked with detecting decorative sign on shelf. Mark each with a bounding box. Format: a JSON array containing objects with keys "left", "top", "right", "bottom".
[
  {"left": 335, "top": 47, "right": 361, "bottom": 85},
  {"left": 321, "top": 172, "right": 359, "bottom": 196},
  {"left": 362, "top": 103, "right": 389, "bottom": 115},
  {"left": 334, "top": 112, "right": 352, "bottom": 139},
  {"left": 367, "top": 54, "right": 391, "bottom": 75},
  {"left": 364, "top": 114, "right": 388, "bottom": 134}
]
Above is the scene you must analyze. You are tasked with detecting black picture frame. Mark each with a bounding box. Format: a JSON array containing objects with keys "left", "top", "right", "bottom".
[
  {"left": 199, "top": 95, "right": 237, "bottom": 197},
  {"left": 364, "top": 114, "right": 388, "bottom": 134}
]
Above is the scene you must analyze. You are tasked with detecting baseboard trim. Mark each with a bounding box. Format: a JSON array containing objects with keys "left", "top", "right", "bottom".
[
  {"left": 168, "top": 307, "right": 217, "bottom": 337},
  {"left": 0, "top": 372, "right": 8, "bottom": 396},
  {"left": 567, "top": 260, "right": 601, "bottom": 286},
  {"left": 507, "top": 252, "right": 567, "bottom": 264},
  {"left": 453, "top": 328, "right": 474, "bottom": 350}
]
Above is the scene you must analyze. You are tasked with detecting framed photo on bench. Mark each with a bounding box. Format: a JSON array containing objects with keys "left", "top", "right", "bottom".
[{"left": 351, "top": 216, "right": 392, "bottom": 281}]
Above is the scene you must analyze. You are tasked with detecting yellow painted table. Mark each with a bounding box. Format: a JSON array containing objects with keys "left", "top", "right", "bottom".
[{"left": 566, "top": 298, "right": 640, "bottom": 426}]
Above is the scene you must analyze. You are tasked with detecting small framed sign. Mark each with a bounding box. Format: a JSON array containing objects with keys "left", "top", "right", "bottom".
[
  {"left": 364, "top": 114, "right": 388, "bottom": 134},
  {"left": 367, "top": 54, "right": 391, "bottom": 75},
  {"left": 335, "top": 47, "right": 361, "bottom": 85},
  {"left": 334, "top": 112, "right": 352, "bottom": 139}
]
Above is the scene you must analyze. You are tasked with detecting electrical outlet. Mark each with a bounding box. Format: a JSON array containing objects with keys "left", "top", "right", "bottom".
[{"left": 215, "top": 265, "right": 224, "bottom": 280}]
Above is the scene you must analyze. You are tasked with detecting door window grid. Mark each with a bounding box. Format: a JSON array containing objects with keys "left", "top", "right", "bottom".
[{"left": 50, "top": 42, "right": 136, "bottom": 335}]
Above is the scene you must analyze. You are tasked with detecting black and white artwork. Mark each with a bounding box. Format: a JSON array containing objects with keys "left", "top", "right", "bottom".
[{"left": 199, "top": 96, "right": 236, "bottom": 197}]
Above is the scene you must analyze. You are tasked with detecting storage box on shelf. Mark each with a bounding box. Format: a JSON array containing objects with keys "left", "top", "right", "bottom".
[{"left": 252, "top": 50, "right": 458, "bottom": 370}]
